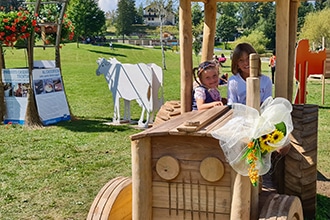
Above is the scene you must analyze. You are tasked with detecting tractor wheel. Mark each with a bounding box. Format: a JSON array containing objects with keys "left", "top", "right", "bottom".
[
  {"left": 259, "top": 193, "right": 303, "bottom": 220},
  {"left": 87, "top": 176, "right": 132, "bottom": 220},
  {"left": 285, "top": 104, "right": 318, "bottom": 219}
]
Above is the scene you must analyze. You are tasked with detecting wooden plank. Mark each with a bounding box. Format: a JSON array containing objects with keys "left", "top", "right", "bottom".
[
  {"left": 151, "top": 136, "right": 225, "bottom": 162},
  {"left": 230, "top": 173, "right": 251, "bottom": 220},
  {"left": 152, "top": 207, "right": 230, "bottom": 220},
  {"left": 132, "top": 137, "right": 152, "bottom": 220},
  {"left": 201, "top": 0, "right": 217, "bottom": 62},
  {"left": 152, "top": 181, "right": 231, "bottom": 214},
  {"left": 288, "top": 0, "right": 299, "bottom": 102},
  {"left": 175, "top": 106, "right": 229, "bottom": 133},
  {"left": 205, "top": 110, "right": 233, "bottom": 137},
  {"left": 275, "top": 0, "right": 290, "bottom": 99},
  {"left": 247, "top": 53, "right": 260, "bottom": 220},
  {"left": 130, "top": 111, "right": 197, "bottom": 140},
  {"left": 179, "top": 0, "right": 193, "bottom": 113}
]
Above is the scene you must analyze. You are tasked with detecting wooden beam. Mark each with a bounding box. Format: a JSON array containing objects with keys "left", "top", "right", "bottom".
[
  {"left": 201, "top": 0, "right": 217, "bottom": 62},
  {"left": 191, "top": 0, "right": 307, "bottom": 2},
  {"left": 287, "top": 0, "right": 299, "bottom": 102},
  {"left": 246, "top": 53, "right": 260, "bottom": 220},
  {"left": 275, "top": 0, "right": 290, "bottom": 99},
  {"left": 132, "top": 137, "right": 152, "bottom": 220},
  {"left": 180, "top": 0, "right": 193, "bottom": 113}
]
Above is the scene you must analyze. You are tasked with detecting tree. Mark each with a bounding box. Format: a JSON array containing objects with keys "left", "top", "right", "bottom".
[
  {"left": 216, "top": 15, "right": 238, "bottom": 48},
  {"left": 297, "top": 2, "right": 315, "bottom": 33},
  {"left": 0, "top": 0, "right": 24, "bottom": 11},
  {"left": 135, "top": 3, "right": 144, "bottom": 24},
  {"left": 314, "top": 0, "right": 329, "bottom": 11},
  {"left": 146, "top": 0, "right": 177, "bottom": 70},
  {"left": 67, "top": 0, "right": 105, "bottom": 47},
  {"left": 238, "top": 3, "right": 260, "bottom": 29},
  {"left": 299, "top": 8, "right": 330, "bottom": 48},
  {"left": 191, "top": 3, "right": 203, "bottom": 62},
  {"left": 191, "top": 3, "right": 203, "bottom": 27},
  {"left": 234, "top": 30, "right": 269, "bottom": 54},
  {"left": 115, "top": 0, "right": 137, "bottom": 40},
  {"left": 216, "top": 3, "right": 239, "bottom": 48},
  {"left": 262, "top": 6, "right": 276, "bottom": 49},
  {"left": 217, "top": 2, "right": 239, "bottom": 17}
]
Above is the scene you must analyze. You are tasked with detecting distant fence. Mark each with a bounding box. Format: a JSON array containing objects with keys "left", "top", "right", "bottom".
[{"left": 109, "top": 39, "right": 179, "bottom": 47}]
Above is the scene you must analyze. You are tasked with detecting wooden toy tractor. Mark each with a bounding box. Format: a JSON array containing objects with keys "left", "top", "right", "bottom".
[{"left": 87, "top": 55, "right": 318, "bottom": 220}]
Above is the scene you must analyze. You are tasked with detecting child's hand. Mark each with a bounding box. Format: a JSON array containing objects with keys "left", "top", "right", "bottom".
[{"left": 213, "top": 101, "right": 223, "bottom": 107}]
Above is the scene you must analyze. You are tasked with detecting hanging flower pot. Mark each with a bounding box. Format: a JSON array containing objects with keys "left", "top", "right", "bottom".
[{"left": 0, "top": 10, "right": 37, "bottom": 47}]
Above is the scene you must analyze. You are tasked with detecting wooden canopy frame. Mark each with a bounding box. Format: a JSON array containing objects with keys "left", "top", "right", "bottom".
[{"left": 179, "top": 0, "right": 300, "bottom": 112}]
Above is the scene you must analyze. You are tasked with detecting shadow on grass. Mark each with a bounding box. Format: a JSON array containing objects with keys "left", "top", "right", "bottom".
[
  {"left": 87, "top": 49, "right": 126, "bottom": 58},
  {"left": 318, "top": 170, "right": 330, "bottom": 181},
  {"left": 91, "top": 43, "right": 144, "bottom": 50},
  {"left": 318, "top": 106, "right": 330, "bottom": 110},
  {"left": 57, "top": 118, "right": 135, "bottom": 133},
  {"left": 317, "top": 194, "right": 330, "bottom": 219}
]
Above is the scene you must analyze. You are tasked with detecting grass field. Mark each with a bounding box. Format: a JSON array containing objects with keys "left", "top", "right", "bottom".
[{"left": 0, "top": 42, "right": 329, "bottom": 219}]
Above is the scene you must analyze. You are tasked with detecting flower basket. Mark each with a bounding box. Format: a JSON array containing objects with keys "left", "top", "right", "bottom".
[{"left": 0, "top": 10, "right": 37, "bottom": 46}]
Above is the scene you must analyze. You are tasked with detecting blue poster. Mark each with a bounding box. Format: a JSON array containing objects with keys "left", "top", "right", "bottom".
[
  {"left": 32, "top": 68, "right": 71, "bottom": 125},
  {"left": 2, "top": 69, "right": 29, "bottom": 124}
]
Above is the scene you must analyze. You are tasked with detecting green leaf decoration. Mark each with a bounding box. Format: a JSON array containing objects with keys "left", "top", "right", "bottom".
[{"left": 275, "top": 121, "right": 286, "bottom": 135}]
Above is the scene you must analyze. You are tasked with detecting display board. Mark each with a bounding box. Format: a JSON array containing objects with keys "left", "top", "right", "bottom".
[
  {"left": 32, "top": 68, "right": 70, "bottom": 125},
  {"left": 2, "top": 68, "right": 29, "bottom": 124}
]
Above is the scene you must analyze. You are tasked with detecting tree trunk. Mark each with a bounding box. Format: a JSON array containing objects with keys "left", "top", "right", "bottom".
[
  {"left": 159, "top": 16, "right": 167, "bottom": 70},
  {"left": 25, "top": 37, "right": 43, "bottom": 127},
  {"left": 0, "top": 45, "right": 5, "bottom": 122}
]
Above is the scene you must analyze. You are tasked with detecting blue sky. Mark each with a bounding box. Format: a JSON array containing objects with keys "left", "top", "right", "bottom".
[{"left": 98, "top": 0, "right": 145, "bottom": 12}]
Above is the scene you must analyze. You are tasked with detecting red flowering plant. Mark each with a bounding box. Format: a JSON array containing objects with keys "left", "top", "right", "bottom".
[
  {"left": 0, "top": 10, "right": 37, "bottom": 46},
  {"left": 33, "top": 6, "right": 74, "bottom": 45}
]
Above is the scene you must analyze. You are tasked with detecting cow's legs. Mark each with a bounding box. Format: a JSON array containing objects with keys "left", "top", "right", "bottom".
[
  {"left": 113, "top": 96, "right": 120, "bottom": 124},
  {"left": 123, "top": 99, "right": 131, "bottom": 122}
]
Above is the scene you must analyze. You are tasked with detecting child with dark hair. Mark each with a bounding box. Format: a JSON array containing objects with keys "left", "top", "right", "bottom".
[
  {"left": 228, "top": 43, "right": 272, "bottom": 105},
  {"left": 192, "top": 60, "right": 224, "bottom": 110}
]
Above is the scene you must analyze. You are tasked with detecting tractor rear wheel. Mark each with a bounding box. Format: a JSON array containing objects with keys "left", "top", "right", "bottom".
[{"left": 87, "top": 176, "right": 132, "bottom": 220}]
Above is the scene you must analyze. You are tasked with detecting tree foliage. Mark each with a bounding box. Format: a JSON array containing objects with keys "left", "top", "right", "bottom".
[
  {"left": 0, "top": 0, "right": 24, "bottom": 12},
  {"left": 191, "top": 3, "right": 203, "bottom": 27},
  {"left": 115, "top": 0, "right": 137, "bottom": 39},
  {"left": 234, "top": 30, "right": 269, "bottom": 54},
  {"left": 216, "top": 15, "right": 238, "bottom": 48},
  {"left": 67, "top": 0, "right": 105, "bottom": 43},
  {"left": 299, "top": 8, "right": 330, "bottom": 48}
]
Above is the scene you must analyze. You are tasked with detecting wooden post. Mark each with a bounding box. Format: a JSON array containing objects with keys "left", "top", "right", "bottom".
[
  {"left": 247, "top": 53, "right": 260, "bottom": 220},
  {"left": 322, "top": 59, "right": 326, "bottom": 105},
  {"left": 230, "top": 171, "right": 251, "bottom": 220},
  {"left": 201, "top": 0, "right": 217, "bottom": 62},
  {"left": 275, "top": 0, "right": 290, "bottom": 99},
  {"left": 179, "top": 0, "right": 193, "bottom": 113},
  {"left": 230, "top": 54, "right": 260, "bottom": 220},
  {"left": 246, "top": 53, "right": 261, "bottom": 111},
  {"left": 287, "top": 0, "right": 299, "bottom": 102},
  {"left": 132, "top": 137, "right": 152, "bottom": 220}
]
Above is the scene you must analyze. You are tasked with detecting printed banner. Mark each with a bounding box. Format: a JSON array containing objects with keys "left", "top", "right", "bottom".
[
  {"left": 32, "top": 68, "right": 71, "bottom": 125},
  {"left": 2, "top": 68, "right": 29, "bottom": 124}
]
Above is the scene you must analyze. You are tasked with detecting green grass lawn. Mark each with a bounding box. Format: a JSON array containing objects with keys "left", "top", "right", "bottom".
[{"left": 0, "top": 42, "right": 329, "bottom": 219}]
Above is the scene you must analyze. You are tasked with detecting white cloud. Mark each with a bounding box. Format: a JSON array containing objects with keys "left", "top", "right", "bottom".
[
  {"left": 98, "top": 0, "right": 145, "bottom": 12},
  {"left": 98, "top": 0, "right": 118, "bottom": 12}
]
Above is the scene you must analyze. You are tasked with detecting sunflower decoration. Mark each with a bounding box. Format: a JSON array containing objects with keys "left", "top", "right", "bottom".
[
  {"left": 211, "top": 97, "right": 293, "bottom": 187},
  {"left": 242, "top": 121, "right": 287, "bottom": 186}
]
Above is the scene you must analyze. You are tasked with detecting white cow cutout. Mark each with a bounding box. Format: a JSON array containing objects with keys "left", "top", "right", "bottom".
[{"left": 96, "top": 57, "right": 163, "bottom": 128}]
